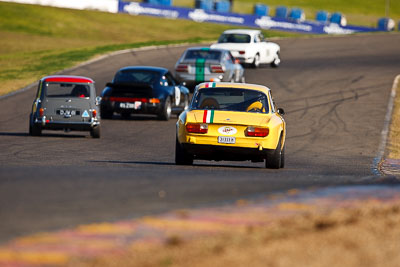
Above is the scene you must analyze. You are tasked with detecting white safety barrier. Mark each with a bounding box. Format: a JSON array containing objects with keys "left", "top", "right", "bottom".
[{"left": 0, "top": 0, "right": 119, "bottom": 13}]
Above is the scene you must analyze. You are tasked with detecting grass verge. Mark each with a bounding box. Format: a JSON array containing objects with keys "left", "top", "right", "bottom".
[
  {"left": 0, "top": 2, "right": 301, "bottom": 96},
  {"left": 0, "top": 38, "right": 209, "bottom": 96}
]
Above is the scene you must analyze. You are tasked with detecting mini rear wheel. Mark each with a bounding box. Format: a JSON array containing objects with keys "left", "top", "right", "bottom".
[
  {"left": 29, "top": 125, "right": 42, "bottom": 136},
  {"left": 91, "top": 125, "right": 101, "bottom": 138},
  {"left": 29, "top": 115, "right": 42, "bottom": 136}
]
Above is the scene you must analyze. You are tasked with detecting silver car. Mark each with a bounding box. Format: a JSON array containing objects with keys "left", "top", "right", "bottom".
[
  {"left": 29, "top": 75, "right": 101, "bottom": 138},
  {"left": 174, "top": 47, "right": 245, "bottom": 91}
]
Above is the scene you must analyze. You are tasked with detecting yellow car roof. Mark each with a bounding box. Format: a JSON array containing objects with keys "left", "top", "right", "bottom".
[{"left": 196, "top": 82, "right": 270, "bottom": 94}]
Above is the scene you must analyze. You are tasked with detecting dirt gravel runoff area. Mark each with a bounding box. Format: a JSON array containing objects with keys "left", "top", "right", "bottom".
[
  {"left": 1, "top": 184, "right": 400, "bottom": 267},
  {"left": 82, "top": 193, "right": 400, "bottom": 267}
]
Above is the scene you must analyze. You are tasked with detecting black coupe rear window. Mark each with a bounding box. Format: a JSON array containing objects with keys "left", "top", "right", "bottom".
[
  {"left": 114, "top": 70, "right": 160, "bottom": 84},
  {"left": 45, "top": 83, "right": 90, "bottom": 98}
]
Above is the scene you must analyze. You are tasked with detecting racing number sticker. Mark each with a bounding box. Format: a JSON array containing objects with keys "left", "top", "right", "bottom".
[{"left": 174, "top": 86, "right": 181, "bottom": 106}]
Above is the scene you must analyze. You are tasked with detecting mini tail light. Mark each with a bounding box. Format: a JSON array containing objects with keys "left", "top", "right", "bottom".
[
  {"left": 92, "top": 109, "right": 97, "bottom": 118},
  {"left": 39, "top": 108, "right": 44, "bottom": 117},
  {"left": 149, "top": 98, "right": 160, "bottom": 104},
  {"left": 176, "top": 64, "right": 188, "bottom": 72},
  {"left": 210, "top": 65, "right": 225, "bottom": 73},
  {"left": 246, "top": 126, "right": 269, "bottom": 137},
  {"left": 238, "top": 51, "right": 245, "bottom": 55},
  {"left": 186, "top": 123, "right": 208, "bottom": 134}
]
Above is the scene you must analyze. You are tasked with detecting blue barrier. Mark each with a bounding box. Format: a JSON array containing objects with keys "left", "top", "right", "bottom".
[
  {"left": 118, "top": 1, "right": 380, "bottom": 35},
  {"left": 378, "top": 18, "right": 388, "bottom": 30},
  {"left": 159, "top": 0, "right": 173, "bottom": 6},
  {"left": 214, "top": 0, "right": 230, "bottom": 13},
  {"left": 253, "top": 4, "right": 268, "bottom": 17},
  {"left": 377, "top": 18, "right": 395, "bottom": 31},
  {"left": 195, "top": 0, "right": 213, "bottom": 11},
  {"left": 330, "top": 12, "right": 346, "bottom": 26},
  {"left": 288, "top": 8, "right": 305, "bottom": 22},
  {"left": 275, "top": 6, "right": 288, "bottom": 19},
  {"left": 315, "top": 10, "right": 329, "bottom": 24}
]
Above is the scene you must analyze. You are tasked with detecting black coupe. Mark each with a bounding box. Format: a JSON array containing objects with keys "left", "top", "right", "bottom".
[{"left": 100, "top": 66, "right": 190, "bottom": 120}]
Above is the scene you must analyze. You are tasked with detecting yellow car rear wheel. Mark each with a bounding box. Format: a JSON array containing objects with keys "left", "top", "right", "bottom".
[
  {"left": 265, "top": 136, "right": 283, "bottom": 169},
  {"left": 175, "top": 139, "right": 193, "bottom": 165}
]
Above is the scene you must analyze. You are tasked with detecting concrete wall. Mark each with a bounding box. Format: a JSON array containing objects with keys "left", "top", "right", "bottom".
[{"left": 0, "top": 0, "right": 118, "bottom": 13}]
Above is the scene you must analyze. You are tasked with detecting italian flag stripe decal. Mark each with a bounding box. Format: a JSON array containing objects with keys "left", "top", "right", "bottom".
[
  {"left": 203, "top": 110, "right": 214, "bottom": 123},
  {"left": 205, "top": 82, "right": 216, "bottom": 88}
]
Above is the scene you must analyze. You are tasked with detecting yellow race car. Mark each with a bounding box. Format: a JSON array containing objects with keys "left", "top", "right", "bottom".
[{"left": 176, "top": 82, "right": 286, "bottom": 168}]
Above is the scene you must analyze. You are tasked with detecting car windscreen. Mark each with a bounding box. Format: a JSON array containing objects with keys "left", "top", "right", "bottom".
[
  {"left": 218, "top": 34, "right": 251, "bottom": 43},
  {"left": 191, "top": 88, "right": 269, "bottom": 113},
  {"left": 114, "top": 70, "right": 160, "bottom": 84},
  {"left": 183, "top": 50, "right": 222, "bottom": 61},
  {"left": 45, "top": 83, "right": 90, "bottom": 98}
]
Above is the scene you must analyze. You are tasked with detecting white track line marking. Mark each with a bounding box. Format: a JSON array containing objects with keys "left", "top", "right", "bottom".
[{"left": 373, "top": 74, "right": 400, "bottom": 175}]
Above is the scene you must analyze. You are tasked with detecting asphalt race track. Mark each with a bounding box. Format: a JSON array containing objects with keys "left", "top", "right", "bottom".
[{"left": 1, "top": 34, "right": 399, "bottom": 243}]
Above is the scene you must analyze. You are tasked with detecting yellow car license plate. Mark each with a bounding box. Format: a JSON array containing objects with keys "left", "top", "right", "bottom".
[{"left": 218, "top": 136, "right": 236, "bottom": 144}]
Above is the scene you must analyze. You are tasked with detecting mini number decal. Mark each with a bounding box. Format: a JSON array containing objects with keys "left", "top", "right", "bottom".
[{"left": 82, "top": 110, "right": 90, "bottom": 118}]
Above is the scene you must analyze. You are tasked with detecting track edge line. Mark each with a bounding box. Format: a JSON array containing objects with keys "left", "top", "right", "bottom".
[{"left": 372, "top": 74, "right": 400, "bottom": 176}]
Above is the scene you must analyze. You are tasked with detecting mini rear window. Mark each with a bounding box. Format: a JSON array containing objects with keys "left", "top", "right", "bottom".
[
  {"left": 45, "top": 83, "right": 90, "bottom": 98},
  {"left": 184, "top": 50, "right": 222, "bottom": 60}
]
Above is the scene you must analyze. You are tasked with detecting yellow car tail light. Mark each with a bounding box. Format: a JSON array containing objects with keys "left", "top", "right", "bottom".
[
  {"left": 186, "top": 123, "right": 208, "bottom": 134},
  {"left": 246, "top": 126, "right": 269, "bottom": 137}
]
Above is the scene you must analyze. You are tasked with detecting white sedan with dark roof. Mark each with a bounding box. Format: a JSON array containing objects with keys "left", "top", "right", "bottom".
[{"left": 211, "top": 29, "right": 281, "bottom": 68}]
